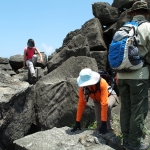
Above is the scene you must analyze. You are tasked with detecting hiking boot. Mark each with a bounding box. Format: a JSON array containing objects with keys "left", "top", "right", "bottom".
[
  {"left": 126, "top": 142, "right": 149, "bottom": 150},
  {"left": 31, "top": 73, "right": 36, "bottom": 79},
  {"left": 122, "top": 140, "right": 128, "bottom": 148}
]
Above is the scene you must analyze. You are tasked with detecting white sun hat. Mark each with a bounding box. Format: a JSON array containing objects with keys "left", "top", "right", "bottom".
[{"left": 77, "top": 68, "right": 100, "bottom": 87}]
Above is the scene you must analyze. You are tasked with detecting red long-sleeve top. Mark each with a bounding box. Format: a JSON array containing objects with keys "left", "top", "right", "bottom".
[{"left": 76, "top": 78, "right": 108, "bottom": 122}]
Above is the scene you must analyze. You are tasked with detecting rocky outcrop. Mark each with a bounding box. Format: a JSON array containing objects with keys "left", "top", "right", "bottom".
[
  {"left": 9, "top": 54, "right": 24, "bottom": 71},
  {"left": 36, "top": 52, "right": 47, "bottom": 69},
  {"left": 90, "top": 51, "right": 107, "bottom": 71},
  {"left": 46, "top": 1, "right": 133, "bottom": 74},
  {"left": 0, "top": 0, "right": 150, "bottom": 150},
  {"left": 47, "top": 18, "right": 107, "bottom": 73},
  {"left": 112, "top": 0, "right": 137, "bottom": 11},
  {"left": 47, "top": 34, "right": 90, "bottom": 73},
  {"left": 62, "top": 18, "right": 107, "bottom": 51},
  {"left": 103, "top": 10, "right": 132, "bottom": 46}
]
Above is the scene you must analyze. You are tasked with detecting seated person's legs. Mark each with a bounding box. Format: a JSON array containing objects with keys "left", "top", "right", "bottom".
[
  {"left": 26, "top": 60, "right": 36, "bottom": 77},
  {"left": 31, "top": 54, "right": 38, "bottom": 67}
]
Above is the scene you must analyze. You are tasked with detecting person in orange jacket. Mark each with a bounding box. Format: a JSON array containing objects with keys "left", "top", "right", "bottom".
[{"left": 71, "top": 68, "right": 118, "bottom": 134}]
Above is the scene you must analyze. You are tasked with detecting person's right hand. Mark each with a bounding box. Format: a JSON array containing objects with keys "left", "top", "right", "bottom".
[
  {"left": 99, "top": 121, "right": 108, "bottom": 134},
  {"left": 71, "top": 121, "right": 81, "bottom": 132}
]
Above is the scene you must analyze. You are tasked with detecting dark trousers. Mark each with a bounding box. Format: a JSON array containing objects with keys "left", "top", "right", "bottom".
[{"left": 118, "top": 79, "right": 148, "bottom": 147}]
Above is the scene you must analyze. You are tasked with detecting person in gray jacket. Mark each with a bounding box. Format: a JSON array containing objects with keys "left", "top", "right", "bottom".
[{"left": 117, "top": 1, "right": 150, "bottom": 150}]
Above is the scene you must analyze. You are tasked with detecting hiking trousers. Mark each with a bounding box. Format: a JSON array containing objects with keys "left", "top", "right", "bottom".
[
  {"left": 118, "top": 79, "right": 148, "bottom": 147},
  {"left": 26, "top": 55, "right": 37, "bottom": 75},
  {"left": 94, "top": 94, "right": 118, "bottom": 131}
]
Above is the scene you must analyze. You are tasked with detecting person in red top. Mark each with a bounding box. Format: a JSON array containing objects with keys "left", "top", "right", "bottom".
[
  {"left": 71, "top": 68, "right": 118, "bottom": 134},
  {"left": 23, "top": 39, "right": 43, "bottom": 78}
]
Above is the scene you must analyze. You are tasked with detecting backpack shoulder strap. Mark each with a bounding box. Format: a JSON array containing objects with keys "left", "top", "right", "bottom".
[
  {"left": 96, "top": 78, "right": 101, "bottom": 92},
  {"left": 137, "top": 20, "right": 148, "bottom": 26}
]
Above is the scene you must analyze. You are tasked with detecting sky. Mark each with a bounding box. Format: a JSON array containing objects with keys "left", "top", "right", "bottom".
[{"left": 0, "top": 0, "right": 113, "bottom": 59}]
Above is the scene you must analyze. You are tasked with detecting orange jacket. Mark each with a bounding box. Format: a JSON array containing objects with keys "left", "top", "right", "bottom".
[{"left": 76, "top": 78, "right": 108, "bottom": 122}]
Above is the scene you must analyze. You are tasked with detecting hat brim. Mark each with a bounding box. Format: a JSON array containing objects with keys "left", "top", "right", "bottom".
[
  {"left": 127, "top": 8, "right": 150, "bottom": 15},
  {"left": 77, "top": 71, "right": 100, "bottom": 87}
]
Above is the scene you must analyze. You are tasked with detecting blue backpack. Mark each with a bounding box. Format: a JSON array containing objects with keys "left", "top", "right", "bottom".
[{"left": 108, "top": 20, "right": 147, "bottom": 72}]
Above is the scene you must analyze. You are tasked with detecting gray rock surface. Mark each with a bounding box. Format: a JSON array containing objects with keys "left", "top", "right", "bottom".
[
  {"left": 13, "top": 127, "right": 116, "bottom": 150},
  {"left": 0, "top": 69, "right": 35, "bottom": 149},
  {"left": 47, "top": 34, "right": 90, "bottom": 73},
  {"left": 81, "top": 18, "right": 107, "bottom": 51},
  {"left": 0, "top": 57, "right": 15, "bottom": 76},
  {"left": 36, "top": 52, "right": 47, "bottom": 69},
  {"left": 9, "top": 54, "right": 24, "bottom": 71},
  {"left": 92, "top": 2, "right": 119, "bottom": 25},
  {"left": 112, "top": 0, "right": 137, "bottom": 11},
  {"left": 90, "top": 51, "right": 107, "bottom": 71},
  {"left": 0, "top": 57, "right": 9, "bottom": 64}
]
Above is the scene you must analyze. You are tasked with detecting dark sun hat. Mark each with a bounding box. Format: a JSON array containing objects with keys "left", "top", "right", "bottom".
[{"left": 127, "top": 1, "right": 150, "bottom": 15}]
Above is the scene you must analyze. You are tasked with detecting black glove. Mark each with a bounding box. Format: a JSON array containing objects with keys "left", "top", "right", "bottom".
[
  {"left": 99, "top": 121, "right": 108, "bottom": 134},
  {"left": 71, "top": 121, "right": 81, "bottom": 132}
]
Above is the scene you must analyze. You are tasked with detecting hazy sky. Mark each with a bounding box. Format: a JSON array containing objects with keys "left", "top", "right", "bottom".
[{"left": 0, "top": 0, "right": 113, "bottom": 58}]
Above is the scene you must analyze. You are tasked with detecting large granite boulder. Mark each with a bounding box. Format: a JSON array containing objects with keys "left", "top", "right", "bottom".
[
  {"left": 9, "top": 54, "right": 24, "bottom": 71},
  {"left": 90, "top": 51, "right": 107, "bottom": 71},
  {"left": 47, "top": 34, "right": 90, "bottom": 73},
  {"left": 0, "top": 57, "right": 16, "bottom": 76},
  {"left": 36, "top": 52, "right": 47, "bottom": 69},
  {"left": 112, "top": 0, "right": 137, "bottom": 11},
  {"left": 92, "top": 2, "right": 119, "bottom": 25},
  {"left": 81, "top": 18, "right": 107, "bottom": 51},
  {"left": 35, "top": 56, "right": 98, "bottom": 130},
  {"left": 47, "top": 18, "right": 107, "bottom": 73},
  {"left": 62, "top": 18, "right": 107, "bottom": 51},
  {"left": 0, "top": 69, "right": 35, "bottom": 149}
]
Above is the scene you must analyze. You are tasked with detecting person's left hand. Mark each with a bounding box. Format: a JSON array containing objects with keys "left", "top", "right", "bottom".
[{"left": 99, "top": 121, "right": 108, "bottom": 134}]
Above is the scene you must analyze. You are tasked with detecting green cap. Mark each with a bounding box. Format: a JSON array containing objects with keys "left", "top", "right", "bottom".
[{"left": 127, "top": 1, "right": 150, "bottom": 15}]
